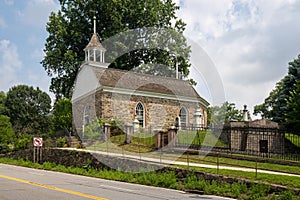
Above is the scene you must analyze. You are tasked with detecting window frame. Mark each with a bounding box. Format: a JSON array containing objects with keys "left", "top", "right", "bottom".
[
  {"left": 179, "top": 107, "right": 188, "bottom": 129},
  {"left": 135, "top": 102, "right": 145, "bottom": 128}
]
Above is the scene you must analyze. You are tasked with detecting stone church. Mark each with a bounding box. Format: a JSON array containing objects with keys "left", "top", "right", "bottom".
[{"left": 71, "top": 22, "right": 209, "bottom": 132}]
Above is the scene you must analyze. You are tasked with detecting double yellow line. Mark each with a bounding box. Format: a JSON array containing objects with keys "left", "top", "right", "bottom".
[{"left": 0, "top": 174, "right": 108, "bottom": 200}]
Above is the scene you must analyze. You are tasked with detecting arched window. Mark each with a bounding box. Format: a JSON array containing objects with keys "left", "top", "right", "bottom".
[
  {"left": 179, "top": 107, "right": 188, "bottom": 129},
  {"left": 83, "top": 105, "right": 89, "bottom": 125},
  {"left": 135, "top": 102, "right": 145, "bottom": 128}
]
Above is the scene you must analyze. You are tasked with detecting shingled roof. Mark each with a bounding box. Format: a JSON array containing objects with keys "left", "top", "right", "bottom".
[
  {"left": 84, "top": 33, "right": 105, "bottom": 50},
  {"left": 89, "top": 65, "right": 209, "bottom": 105}
]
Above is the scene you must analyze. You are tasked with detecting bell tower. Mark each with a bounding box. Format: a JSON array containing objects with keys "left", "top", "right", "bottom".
[{"left": 84, "top": 16, "right": 107, "bottom": 66}]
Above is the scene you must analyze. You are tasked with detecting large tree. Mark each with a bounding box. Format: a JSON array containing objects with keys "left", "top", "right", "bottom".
[
  {"left": 42, "top": 0, "right": 190, "bottom": 99},
  {"left": 254, "top": 54, "right": 300, "bottom": 124},
  {"left": 52, "top": 98, "right": 73, "bottom": 135},
  {"left": 0, "top": 115, "right": 15, "bottom": 144},
  {"left": 5, "top": 85, "right": 52, "bottom": 136},
  {"left": 208, "top": 102, "right": 246, "bottom": 125},
  {"left": 0, "top": 91, "right": 8, "bottom": 115},
  {"left": 285, "top": 81, "right": 300, "bottom": 131}
]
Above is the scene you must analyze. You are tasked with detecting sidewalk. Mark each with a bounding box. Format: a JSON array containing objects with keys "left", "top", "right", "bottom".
[{"left": 63, "top": 148, "right": 300, "bottom": 178}]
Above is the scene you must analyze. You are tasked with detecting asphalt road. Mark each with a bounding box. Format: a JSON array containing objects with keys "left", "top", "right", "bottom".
[{"left": 0, "top": 163, "right": 235, "bottom": 200}]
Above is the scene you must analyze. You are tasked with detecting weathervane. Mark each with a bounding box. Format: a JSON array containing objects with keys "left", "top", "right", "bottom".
[{"left": 90, "top": 10, "right": 96, "bottom": 33}]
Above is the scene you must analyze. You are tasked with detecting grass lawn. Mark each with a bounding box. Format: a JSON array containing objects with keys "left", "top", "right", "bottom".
[
  {"left": 173, "top": 153, "right": 300, "bottom": 175},
  {"left": 286, "top": 133, "right": 300, "bottom": 147},
  {"left": 179, "top": 164, "right": 300, "bottom": 189},
  {"left": 177, "top": 130, "right": 228, "bottom": 148}
]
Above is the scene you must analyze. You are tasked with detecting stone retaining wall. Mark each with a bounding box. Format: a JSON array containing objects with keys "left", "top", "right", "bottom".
[{"left": 1, "top": 148, "right": 299, "bottom": 195}]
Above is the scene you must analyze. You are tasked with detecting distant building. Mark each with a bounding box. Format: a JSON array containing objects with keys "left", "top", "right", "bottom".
[{"left": 221, "top": 119, "right": 284, "bottom": 155}]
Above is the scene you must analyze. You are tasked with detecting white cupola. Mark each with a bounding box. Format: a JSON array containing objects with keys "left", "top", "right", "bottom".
[{"left": 84, "top": 16, "right": 106, "bottom": 65}]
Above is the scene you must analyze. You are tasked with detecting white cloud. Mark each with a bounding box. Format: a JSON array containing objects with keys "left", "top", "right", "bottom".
[
  {"left": 0, "top": 40, "right": 22, "bottom": 91},
  {"left": 179, "top": 0, "right": 300, "bottom": 115},
  {"left": 17, "top": 0, "right": 59, "bottom": 27}
]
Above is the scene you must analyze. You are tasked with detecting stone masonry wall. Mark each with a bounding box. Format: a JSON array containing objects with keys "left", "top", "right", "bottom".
[
  {"left": 224, "top": 120, "right": 284, "bottom": 154},
  {"left": 73, "top": 90, "right": 207, "bottom": 132},
  {"left": 98, "top": 91, "right": 205, "bottom": 130}
]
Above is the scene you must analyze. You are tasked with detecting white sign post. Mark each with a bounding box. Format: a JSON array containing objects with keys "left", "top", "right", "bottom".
[{"left": 33, "top": 137, "right": 43, "bottom": 163}]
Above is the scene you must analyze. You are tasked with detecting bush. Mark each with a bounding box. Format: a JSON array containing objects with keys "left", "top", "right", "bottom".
[
  {"left": 278, "top": 190, "right": 294, "bottom": 200},
  {"left": 57, "top": 137, "right": 68, "bottom": 147},
  {"left": 249, "top": 184, "right": 270, "bottom": 200},
  {"left": 231, "top": 182, "right": 247, "bottom": 198},
  {"left": 15, "top": 134, "right": 31, "bottom": 150},
  {"left": 0, "top": 143, "right": 9, "bottom": 154}
]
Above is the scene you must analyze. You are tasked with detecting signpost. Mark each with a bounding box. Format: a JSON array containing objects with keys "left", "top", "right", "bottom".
[{"left": 33, "top": 137, "right": 43, "bottom": 163}]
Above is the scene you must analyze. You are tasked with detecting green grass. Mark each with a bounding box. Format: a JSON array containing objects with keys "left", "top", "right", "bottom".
[
  {"left": 0, "top": 157, "right": 299, "bottom": 199},
  {"left": 177, "top": 130, "right": 228, "bottom": 148},
  {"left": 286, "top": 133, "right": 300, "bottom": 147},
  {"left": 85, "top": 132, "right": 155, "bottom": 153},
  {"left": 179, "top": 164, "right": 300, "bottom": 189},
  {"left": 175, "top": 154, "right": 300, "bottom": 175},
  {"left": 85, "top": 134, "right": 300, "bottom": 176}
]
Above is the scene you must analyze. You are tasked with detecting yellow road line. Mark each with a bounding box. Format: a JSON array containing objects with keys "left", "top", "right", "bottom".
[{"left": 0, "top": 174, "right": 108, "bottom": 200}]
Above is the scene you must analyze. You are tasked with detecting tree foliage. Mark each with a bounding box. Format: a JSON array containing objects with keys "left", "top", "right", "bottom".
[
  {"left": 5, "top": 85, "right": 52, "bottom": 136},
  {"left": 0, "top": 115, "right": 15, "bottom": 144},
  {"left": 42, "top": 0, "right": 190, "bottom": 99},
  {"left": 254, "top": 54, "right": 300, "bottom": 125},
  {"left": 0, "top": 91, "right": 8, "bottom": 115},
  {"left": 285, "top": 81, "right": 300, "bottom": 131},
  {"left": 52, "top": 98, "right": 73, "bottom": 135},
  {"left": 208, "top": 102, "right": 247, "bottom": 125}
]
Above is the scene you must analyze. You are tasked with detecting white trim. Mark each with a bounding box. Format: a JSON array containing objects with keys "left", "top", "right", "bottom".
[
  {"left": 72, "top": 84, "right": 209, "bottom": 108},
  {"left": 102, "top": 86, "right": 209, "bottom": 108}
]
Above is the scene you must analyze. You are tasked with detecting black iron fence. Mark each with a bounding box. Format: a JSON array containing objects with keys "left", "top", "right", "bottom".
[{"left": 176, "top": 125, "right": 300, "bottom": 162}]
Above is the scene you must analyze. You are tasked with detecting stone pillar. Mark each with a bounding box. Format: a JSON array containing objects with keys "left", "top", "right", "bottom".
[
  {"left": 168, "top": 126, "right": 178, "bottom": 148},
  {"left": 125, "top": 124, "right": 133, "bottom": 144},
  {"left": 193, "top": 107, "right": 202, "bottom": 129},
  {"left": 243, "top": 105, "right": 249, "bottom": 121},
  {"left": 104, "top": 123, "right": 111, "bottom": 142},
  {"left": 133, "top": 118, "right": 139, "bottom": 133},
  {"left": 175, "top": 116, "right": 180, "bottom": 129},
  {"left": 154, "top": 130, "right": 162, "bottom": 149}
]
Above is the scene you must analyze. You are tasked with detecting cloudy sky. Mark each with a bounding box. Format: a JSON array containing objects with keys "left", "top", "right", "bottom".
[{"left": 1, "top": 0, "right": 300, "bottom": 116}]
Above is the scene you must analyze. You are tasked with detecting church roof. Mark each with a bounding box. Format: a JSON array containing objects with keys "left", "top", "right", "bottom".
[
  {"left": 89, "top": 65, "right": 209, "bottom": 106},
  {"left": 84, "top": 33, "right": 105, "bottom": 50}
]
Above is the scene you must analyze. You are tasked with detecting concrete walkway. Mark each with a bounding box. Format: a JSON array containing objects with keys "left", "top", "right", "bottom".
[{"left": 63, "top": 148, "right": 300, "bottom": 178}]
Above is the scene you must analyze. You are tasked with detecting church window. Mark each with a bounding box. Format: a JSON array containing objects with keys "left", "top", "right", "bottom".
[
  {"left": 83, "top": 105, "right": 89, "bottom": 125},
  {"left": 136, "top": 102, "right": 145, "bottom": 127},
  {"left": 180, "top": 107, "right": 188, "bottom": 129}
]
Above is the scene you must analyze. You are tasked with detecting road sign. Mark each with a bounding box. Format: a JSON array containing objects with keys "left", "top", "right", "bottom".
[{"left": 33, "top": 137, "right": 43, "bottom": 147}]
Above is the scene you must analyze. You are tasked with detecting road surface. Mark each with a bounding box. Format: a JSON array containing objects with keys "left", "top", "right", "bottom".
[{"left": 0, "top": 163, "right": 234, "bottom": 200}]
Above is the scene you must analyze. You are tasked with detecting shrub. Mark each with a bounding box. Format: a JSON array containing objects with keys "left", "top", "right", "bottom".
[
  {"left": 249, "top": 184, "right": 270, "bottom": 200},
  {"left": 278, "top": 190, "right": 294, "bottom": 200},
  {"left": 15, "top": 134, "right": 32, "bottom": 150},
  {"left": 57, "top": 137, "right": 68, "bottom": 147},
  {"left": 231, "top": 182, "right": 247, "bottom": 198},
  {"left": 0, "top": 143, "right": 9, "bottom": 154}
]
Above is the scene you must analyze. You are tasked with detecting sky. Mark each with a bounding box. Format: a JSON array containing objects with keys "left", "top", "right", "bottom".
[{"left": 1, "top": 0, "right": 300, "bottom": 117}]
